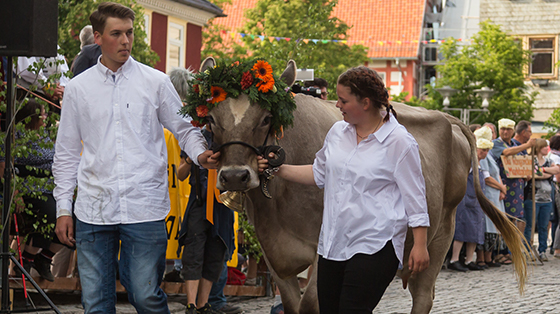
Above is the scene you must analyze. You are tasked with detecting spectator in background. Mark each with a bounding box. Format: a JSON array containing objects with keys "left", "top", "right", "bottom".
[
  {"left": 491, "top": 118, "right": 535, "bottom": 232},
  {"left": 548, "top": 135, "right": 560, "bottom": 258},
  {"left": 523, "top": 139, "right": 559, "bottom": 261},
  {"left": 448, "top": 134, "right": 492, "bottom": 271},
  {"left": 70, "top": 25, "right": 99, "bottom": 75},
  {"left": 475, "top": 126, "right": 506, "bottom": 268},
  {"left": 469, "top": 124, "right": 481, "bottom": 133},
  {"left": 512, "top": 120, "right": 533, "bottom": 147},
  {"left": 71, "top": 25, "right": 102, "bottom": 77},
  {"left": 483, "top": 122, "right": 498, "bottom": 140},
  {"left": 304, "top": 77, "right": 329, "bottom": 100}
]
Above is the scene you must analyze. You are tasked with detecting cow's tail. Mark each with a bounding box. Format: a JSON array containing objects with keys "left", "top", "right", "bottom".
[{"left": 458, "top": 121, "right": 529, "bottom": 294}]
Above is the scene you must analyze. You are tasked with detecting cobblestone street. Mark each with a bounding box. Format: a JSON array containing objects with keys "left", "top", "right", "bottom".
[
  {"left": 11, "top": 255, "right": 560, "bottom": 313},
  {"left": 226, "top": 256, "right": 560, "bottom": 313}
]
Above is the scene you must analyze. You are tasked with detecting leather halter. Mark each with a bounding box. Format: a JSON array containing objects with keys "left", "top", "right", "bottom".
[{"left": 210, "top": 127, "right": 286, "bottom": 198}]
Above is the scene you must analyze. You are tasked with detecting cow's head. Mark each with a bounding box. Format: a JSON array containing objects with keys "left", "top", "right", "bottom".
[{"left": 181, "top": 58, "right": 297, "bottom": 192}]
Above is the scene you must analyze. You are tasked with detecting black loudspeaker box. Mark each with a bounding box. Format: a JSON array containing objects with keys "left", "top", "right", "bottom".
[{"left": 0, "top": 0, "right": 58, "bottom": 57}]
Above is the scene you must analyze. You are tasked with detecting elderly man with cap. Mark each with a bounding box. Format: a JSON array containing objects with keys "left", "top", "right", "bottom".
[
  {"left": 448, "top": 130, "right": 494, "bottom": 272},
  {"left": 491, "top": 118, "right": 536, "bottom": 233}
]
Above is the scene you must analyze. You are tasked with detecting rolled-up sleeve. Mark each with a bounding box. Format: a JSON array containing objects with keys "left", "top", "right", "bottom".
[
  {"left": 313, "top": 129, "right": 333, "bottom": 189},
  {"left": 394, "top": 143, "right": 430, "bottom": 228},
  {"left": 157, "top": 77, "right": 207, "bottom": 165},
  {"left": 52, "top": 84, "right": 83, "bottom": 217}
]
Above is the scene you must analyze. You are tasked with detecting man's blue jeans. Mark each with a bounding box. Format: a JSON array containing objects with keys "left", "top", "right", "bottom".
[
  {"left": 209, "top": 260, "right": 228, "bottom": 310},
  {"left": 76, "top": 219, "right": 170, "bottom": 314},
  {"left": 523, "top": 200, "right": 553, "bottom": 254}
]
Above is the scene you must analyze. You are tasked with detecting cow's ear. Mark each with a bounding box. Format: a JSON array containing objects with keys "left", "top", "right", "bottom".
[
  {"left": 200, "top": 57, "right": 216, "bottom": 72},
  {"left": 280, "top": 59, "right": 297, "bottom": 87}
]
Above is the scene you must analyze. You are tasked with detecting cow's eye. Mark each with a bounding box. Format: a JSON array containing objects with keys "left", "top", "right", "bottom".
[{"left": 261, "top": 116, "right": 271, "bottom": 127}]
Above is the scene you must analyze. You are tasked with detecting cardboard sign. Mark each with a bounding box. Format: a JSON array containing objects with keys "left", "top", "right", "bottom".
[{"left": 500, "top": 155, "right": 532, "bottom": 178}]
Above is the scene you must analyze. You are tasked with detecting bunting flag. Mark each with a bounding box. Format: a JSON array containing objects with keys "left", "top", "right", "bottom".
[{"left": 219, "top": 30, "right": 472, "bottom": 45}]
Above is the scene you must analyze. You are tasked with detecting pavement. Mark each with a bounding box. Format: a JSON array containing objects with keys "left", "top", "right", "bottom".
[{"left": 8, "top": 254, "right": 560, "bottom": 313}]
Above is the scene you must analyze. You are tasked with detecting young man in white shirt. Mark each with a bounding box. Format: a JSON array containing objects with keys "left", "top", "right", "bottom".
[{"left": 53, "top": 2, "right": 217, "bottom": 313}]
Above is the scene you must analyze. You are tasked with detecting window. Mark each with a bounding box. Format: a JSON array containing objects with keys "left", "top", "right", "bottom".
[
  {"left": 529, "top": 37, "right": 554, "bottom": 76},
  {"left": 167, "top": 23, "right": 185, "bottom": 72},
  {"left": 143, "top": 14, "right": 150, "bottom": 44}
]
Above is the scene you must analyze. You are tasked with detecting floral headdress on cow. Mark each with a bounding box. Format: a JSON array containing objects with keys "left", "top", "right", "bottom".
[{"left": 180, "top": 59, "right": 297, "bottom": 133}]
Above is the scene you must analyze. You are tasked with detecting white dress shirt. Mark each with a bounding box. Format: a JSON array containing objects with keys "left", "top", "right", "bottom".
[
  {"left": 53, "top": 57, "right": 207, "bottom": 225},
  {"left": 313, "top": 114, "right": 430, "bottom": 265}
]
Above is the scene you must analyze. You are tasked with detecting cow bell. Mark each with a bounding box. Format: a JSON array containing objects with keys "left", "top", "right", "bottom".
[{"left": 219, "top": 191, "right": 246, "bottom": 212}]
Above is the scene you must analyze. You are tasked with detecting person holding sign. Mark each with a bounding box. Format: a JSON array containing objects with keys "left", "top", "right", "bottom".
[
  {"left": 491, "top": 118, "right": 536, "bottom": 233},
  {"left": 523, "top": 139, "right": 560, "bottom": 261}
]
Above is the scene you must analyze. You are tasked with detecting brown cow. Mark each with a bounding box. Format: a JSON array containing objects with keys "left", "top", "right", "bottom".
[{"left": 182, "top": 58, "right": 528, "bottom": 314}]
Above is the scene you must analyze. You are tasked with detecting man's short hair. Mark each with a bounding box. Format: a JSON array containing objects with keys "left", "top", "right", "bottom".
[
  {"left": 304, "top": 78, "right": 328, "bottom": 89},
  {"left": 79, "top": 25, "right": 95, "bottom": 49},
  {"left": 515, "top": 120, "right": 531, "bottom": 135},
  {"left": 550, "top": 135, "right": 560, "bottom": 150},
  {"left": 90, "top": 2, "right": 135, "bottom": 34}
]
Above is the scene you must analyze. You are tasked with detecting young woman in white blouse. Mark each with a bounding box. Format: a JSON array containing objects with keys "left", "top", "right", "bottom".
[{"left": 259, "top": 66, "right": 430, "bottom": 313}]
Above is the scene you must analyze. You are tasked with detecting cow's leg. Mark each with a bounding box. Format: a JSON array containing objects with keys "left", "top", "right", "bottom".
[
  {"left": 273, "top": 274, "right": 301, "bottom": 314},
  {"left": 408, "top": 226, "right": 454, "bottom": 314},
  {"left": 298, "top": 256, "right": 319, "bottom": 314}
]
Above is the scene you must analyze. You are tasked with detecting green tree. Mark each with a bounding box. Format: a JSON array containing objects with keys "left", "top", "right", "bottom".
[
  {"left": 203, "top": 0, "right": 368, "bottom": 99},
  {"left": 58, "top": 0, "right": 159, "bottom": 69},
  {"left": 425, "top": 21, "right": 536, "bottom": 124}
]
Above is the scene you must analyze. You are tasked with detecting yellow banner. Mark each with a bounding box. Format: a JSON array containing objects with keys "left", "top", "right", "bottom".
[{"left": 164, "top": 129, "right": 191, "bottom": 259}]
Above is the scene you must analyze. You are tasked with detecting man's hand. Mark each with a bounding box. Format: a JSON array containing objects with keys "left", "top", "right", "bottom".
[
  {"left": 526, "top": 137, "right": 537, "bottom": 148},
  {"left": 409, "top": 244, "right": 430, "bottom": 275},
  {"left": 198, "top": 150, "right": 220, "bottom": 169},
  {"left": 55, "top": 216, "right": 76, "bottom": 247}
]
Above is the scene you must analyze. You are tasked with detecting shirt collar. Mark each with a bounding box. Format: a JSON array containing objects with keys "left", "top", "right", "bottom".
[
  {"left": 343, "top": 112, "right": 398, "bottom": 143},
  {"left": 95, "top": 55, "right": 134, "bottom": 81}
]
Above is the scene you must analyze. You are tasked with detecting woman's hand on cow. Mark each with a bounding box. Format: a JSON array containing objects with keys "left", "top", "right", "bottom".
[
  {"left": 198, "top": 150, "right": 220, "bottom": 169},
  {"left": 409, "top": 226, "right": 429, "bottom": 274},
  {"left": 257, "top": 154, "right": 270, "bottom": 173}
]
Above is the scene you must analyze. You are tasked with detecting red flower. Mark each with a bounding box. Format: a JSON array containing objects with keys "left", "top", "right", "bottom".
[
  {"left": 191, "top": 120, "right": 205, "bottom": 128},
  {"left": 193, "top": 84, "right": 199, "bottom": 93},
  {"left": 241, "top": 71, "right": 254, "bottom": 90},
  {"left": 196, "top": 105, "right": 209, "bottom": 117}
]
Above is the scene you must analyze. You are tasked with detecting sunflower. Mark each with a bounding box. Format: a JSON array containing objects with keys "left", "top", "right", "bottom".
[
  {"left": 252, "top": 60, "right": 273, "bottom": 82},
  {"left": 257, "top": 78, "right": 275, "bottom": 93},
  {"left": 209, "top": 86, "right": 227, "bottom": 104}
]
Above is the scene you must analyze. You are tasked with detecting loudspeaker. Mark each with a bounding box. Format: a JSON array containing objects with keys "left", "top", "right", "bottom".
[{"left": 0, "top": 0, "right": 58, "bottom": 57}]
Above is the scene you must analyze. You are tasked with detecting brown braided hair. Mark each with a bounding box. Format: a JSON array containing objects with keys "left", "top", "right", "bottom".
[{"left": 337, "top": 66, "right": 396, "bottom": 122}]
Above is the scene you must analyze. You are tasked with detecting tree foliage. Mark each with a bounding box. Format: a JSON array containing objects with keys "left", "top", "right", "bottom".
[
  {"left": 58, "top": 0, "right": 159, "bottom": 69},
  {"left": 422, "top": 21, "right": 536, "bottom": 124},
  {"left": 203, "top": 0, "right": 369, "bottom": 100}
]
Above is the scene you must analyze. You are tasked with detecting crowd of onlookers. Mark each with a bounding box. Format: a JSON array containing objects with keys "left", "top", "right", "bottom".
[{"left": 448, "top": 119, "right": 560, "bottom": 272}]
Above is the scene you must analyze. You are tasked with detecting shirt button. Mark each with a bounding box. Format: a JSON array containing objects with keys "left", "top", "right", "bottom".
[
  {"left": 115, "top": 103, "right": 118, "bottom": 106},
  {"left": 116, "top": 121, "right": 120, "bottom": 125}
]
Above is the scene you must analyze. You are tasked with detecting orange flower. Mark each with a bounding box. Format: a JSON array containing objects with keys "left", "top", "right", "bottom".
[
  {"left": 209, "top": 86, "right": 227, "bottom": 104},
  {"left": 232, "top": 61, "right": 240, "bottom": 66},
  {"left": 257, "top": 77, "right": 275, "bottom": 93},
  {"left": 252, "top": 60, "right": 273, "bottom": 82},
  {"left": 196, "top": 105, "right": 209, "bottom": 117},
  {"left": 193, "top": 84, "right": 199, "bottom": 93}
]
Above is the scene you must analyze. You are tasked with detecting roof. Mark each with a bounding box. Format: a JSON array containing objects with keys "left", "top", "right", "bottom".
[
  {"left": 481, "top": 0, "right": 560, "bottom": 35},
  {"left": 171, "top": 0, "right": 225, "bottom": 17},
  {"left": 211, "top": 0, "right": 426, "bottom": 59}
]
